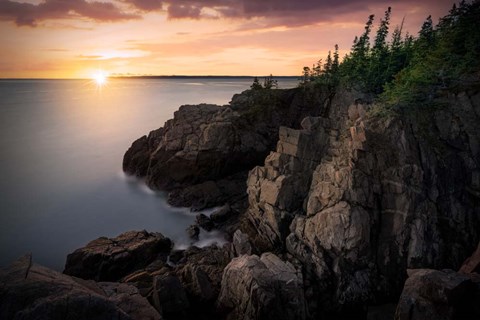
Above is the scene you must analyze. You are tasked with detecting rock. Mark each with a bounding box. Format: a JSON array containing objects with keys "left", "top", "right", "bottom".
[
  {"left": 460, "top": 241, "right": 480, "bottom": 274},
  {"left": 186, "top": 225, "right": 200, "bottom": 241},
  {"left": 232, "top": 229, "right": 252, "bottom": 256},
  {"left": 122, "top": 82, "right": 480, "bottom": 317},
  {"left": 152, "top": 274, "right": 189, "bottom": 319},
  {"left": 246, "top": 87, "right": 480, "bottom": 315},
  {"left": 0, "top": 255, "right": 160, "bottom": 320},
  {"left": 196, "top": 213, "right": 214, "bottom": 231},
  {"left": 64, "top": 230, "right": 172, "bottom": 281},
  {"left": 394, "top": 269, "right": 480, "bottom": 320},
  {"left": 168, "top": 250, "right": 185, "bottom": 265},
  {"left": 210, "top": 204, "right": 234, "bottom": 223},
  {"left": 118, "top": 244, "right": 233, "bottom": 319},
  {"left": 123, "top": 88, "right": 330, "bottom": 208},
  {"left": 217, "top": 252, "right": 306, "bottom": 320}
]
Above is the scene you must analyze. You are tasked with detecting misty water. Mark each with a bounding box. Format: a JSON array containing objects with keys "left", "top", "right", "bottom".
[{"left": 0, "top": 77, "right": 297, "bottom": 270}]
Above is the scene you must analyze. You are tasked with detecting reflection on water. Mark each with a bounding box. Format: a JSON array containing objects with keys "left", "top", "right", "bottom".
[{"left": 0, "top": 78, "right": 297, "bottom": 270}]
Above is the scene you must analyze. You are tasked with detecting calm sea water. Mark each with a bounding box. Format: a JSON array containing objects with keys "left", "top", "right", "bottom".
[{"left": 0, "top": 77, "right": 297, "bottom": 270}]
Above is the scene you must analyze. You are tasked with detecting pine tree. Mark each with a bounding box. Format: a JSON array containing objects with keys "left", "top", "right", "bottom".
[
  {"left": 373, "top": 7, "right": 391, "bottom": 52},
  {"left": 324, "top": 51, "right": 333, "bottom": 74},
  {"left": 332, "top": 44, "right": 339, "bottom": 73},
  {"left": 250, "top": 77, "right": 262, "bottom": 90}
]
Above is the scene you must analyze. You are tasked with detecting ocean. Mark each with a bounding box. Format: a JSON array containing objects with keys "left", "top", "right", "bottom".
[{"left": 0, "top": 77, "right": 298, "bottom": 270}]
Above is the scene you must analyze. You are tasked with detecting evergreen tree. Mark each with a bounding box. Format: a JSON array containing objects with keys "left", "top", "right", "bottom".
[
  {"left": 332, "top": 44, "right": 340, "bottom": 73},
  {"left": 373, "top": 7, "right": 391, "bottom": 52},
  {"left": 250, "top": 77, "right": 262, "bottom": 90}
]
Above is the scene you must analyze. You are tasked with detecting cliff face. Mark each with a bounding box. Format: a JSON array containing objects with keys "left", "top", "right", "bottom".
[
  {"left": 123, "top": 87, "right": 332, "bottom": 209},
  {"left": 246, "top": 87, "right": 480, "bottom": 314},
  {"left": 120, "top": 84, "right": 480, "bottom": 318}
]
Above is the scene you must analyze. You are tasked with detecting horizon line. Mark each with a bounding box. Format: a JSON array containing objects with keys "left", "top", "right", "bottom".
[{"left": 0, "top": 75, "right": 301, "bottom": 80}]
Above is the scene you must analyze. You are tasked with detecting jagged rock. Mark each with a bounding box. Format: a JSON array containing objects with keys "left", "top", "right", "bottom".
[
  {"left": 217, "top": 252, "right": 306, "bottom": 320},
  {"left": 186, "top": 225, "right": 200, "bottom": 241},
  {"left": 210, "top": 204, "right": 234, "bottom": 223},
  {"left": 168, "top": 173, "right": 248, "bottom": 210},
  {"left": 64, "top": 230, "right": 172, "bottom": 281},
  {"left": 121, "top": 83, "right": 480, "bottom": 318},
  {"left": 246, "top": 88, "right": 480, "bottom": 315},
  {"left": 394, "top": 269, "right": 480, "bottom": 320},
  {"left": 120, "top": 244, "right": 233, "bottom": 319},
  {"left": 196, "top": 213, "right": 214, "bottom": 231},
  {"left": 232, "top": 229, "right": 252, "bottom": 256},
  {"left": 0, "top": 255, "right": 160, "bottom": 320},
  {"left": 123, "top": 88, "right": 331, "bottom": 208},
  {"left": 152, "top": 274, "right": 189, "bottom": 319},
  {"left": 176, "top": 245, "right": 232, "bottom": 303},
  {"left": 460, "top": 241, "right": 480, "bottom": 274}
]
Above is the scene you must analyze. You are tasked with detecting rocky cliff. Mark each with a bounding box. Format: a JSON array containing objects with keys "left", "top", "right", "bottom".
[
  {"left": 246, "top": 87, "right": 480, "bottom": 316},
  {"left": 120, "top": 83, "right": 480, "bottom": 318},
  {"left": 123, "top": 87, "right": 332, "bottom": 209}
]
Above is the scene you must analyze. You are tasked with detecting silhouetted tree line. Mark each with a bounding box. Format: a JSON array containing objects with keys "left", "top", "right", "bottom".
[
  {"left": 251, "top": 75, "right": 278, "bottom": 90},
  {"left": 302, "top": 0, "right": 480, "bottom": 110}
]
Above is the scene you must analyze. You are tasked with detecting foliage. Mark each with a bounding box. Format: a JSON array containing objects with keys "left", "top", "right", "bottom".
[
  {"left": 301, "top": 1, "right": 480, "bottom": 112},
  {"left": 250, "top": 74, "right": 278, "bottom": 90}
]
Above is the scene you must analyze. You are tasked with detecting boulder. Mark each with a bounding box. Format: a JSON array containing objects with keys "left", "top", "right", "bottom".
[
  {"left": 64, "top": 230, "right": 172, "bottom": 281},
  {"left": 151, "top": 274, "right": 189, "bottom": 319},
  {"left": 196, "top": 213, "right": 214, "bottom": 232},
  {"left": 0, "top": 255, "right": 160, "bottom": 320},
  {"left": 232, "top": 229, "right": 252, "bottom": 256},
  {"left": 210, "top": 204, "right": 234, "bottom": 223},
  {"left": 186, "top": 225, "right": 200, "bottom": 241},
  {"left": 217, "top": 253, "right": 306, "bottom": 320},
  {"left": 394, "top": 269, "right": 480, "bottom": 320},
  {"left": 121, "top": 244, "right": 233, "bottom": 319}
]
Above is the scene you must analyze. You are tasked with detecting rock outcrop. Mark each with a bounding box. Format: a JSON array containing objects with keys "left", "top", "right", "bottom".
[
  {"left": 64, "top": 230, "right": 172, "bottom": 281},
  {"left": 120, "top": 84, "right": 480, "bottom": 318},
  {"left": 0, "top": 255, "right": 160, "bottom": 320},
  {"left": 217, "top": 253, "right": 306, "bottom": 320},
  {"left": 123, "top": 88, "right": 332, "bottom": 208},
  {"left": 119, "top": 243, "right": 233, "bottom": 320},
  {"left": 245, "top": 88, "right": 480, "bottom": 315},
  {"left": 394, "top": 269, "right": 480, "bottom": 320}
]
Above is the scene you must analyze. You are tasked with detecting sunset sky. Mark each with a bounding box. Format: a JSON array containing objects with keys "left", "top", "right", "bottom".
[{"left": 0, "top": 0, "right": 457, "bottom": 78}]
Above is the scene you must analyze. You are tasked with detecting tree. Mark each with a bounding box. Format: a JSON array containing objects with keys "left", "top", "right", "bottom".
[
  {"left": 263, "top": 74, "right": 278, "bottom": 89},
  {"left": 250, "top": 77, "right": 262, "bottom": 90},
  {"left": 332, "top": 44, "right": 340, "bottom": 74},
  {"left": 373, "top": 7, "right": 391, "bottom": 52},
  {"left": 301, "top": 66, "right": 311, "bottom": 85}
]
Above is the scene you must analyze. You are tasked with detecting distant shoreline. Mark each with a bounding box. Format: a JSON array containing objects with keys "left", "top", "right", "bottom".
[{"left": 0, "top": 75, "right": 300, "bottom": 81}]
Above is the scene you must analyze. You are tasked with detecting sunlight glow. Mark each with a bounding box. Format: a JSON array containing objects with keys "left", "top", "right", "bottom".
[{"left": 92, "top": 70, "right": 108, "bottom": 86}]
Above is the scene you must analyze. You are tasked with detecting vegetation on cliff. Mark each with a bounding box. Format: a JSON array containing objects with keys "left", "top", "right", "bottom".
[{"left": 303, "top": 0, "right": 480, "bottom": 111}]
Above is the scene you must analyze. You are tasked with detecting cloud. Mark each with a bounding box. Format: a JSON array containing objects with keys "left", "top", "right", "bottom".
[
  {"left": 0, "top": 0, "right": 456, "bottom": 28},
  {"left": 0, "top": 0, "right": 140, "bottom": 27},
  {"left": 123, "top": 0, "right": 163, "bottom": 11}
]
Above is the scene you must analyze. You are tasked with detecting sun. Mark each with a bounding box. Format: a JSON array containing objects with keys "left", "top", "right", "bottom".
[{"left": 92, "top": 70, "right": 108, "bottom": 86}]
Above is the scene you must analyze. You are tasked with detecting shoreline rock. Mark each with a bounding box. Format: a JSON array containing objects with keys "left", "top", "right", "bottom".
[
  {"left": 0, "top": 254, "right": 161, "bottom": 320},
  {"left": 64, "top": 230, "right": 172, "bottom": 282}
]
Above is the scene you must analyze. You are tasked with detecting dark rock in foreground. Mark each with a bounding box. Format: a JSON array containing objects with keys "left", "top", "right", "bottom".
[
  {"left": 0, "top": 255, "right": 160, "bottom": 320},
  {"left": 64, "top": 230, "right": 172, "bottom": 282},
  {"left": 217, "top": 253, "right": 306, "bottom": 320},
  {"left": 394, "top": 269, "right": 480, "bottom": 320}
]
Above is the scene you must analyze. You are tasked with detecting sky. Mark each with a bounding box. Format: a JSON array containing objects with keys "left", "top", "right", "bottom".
[{"left": 0, "top": 0, "right": 458, "bottom": 78}]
